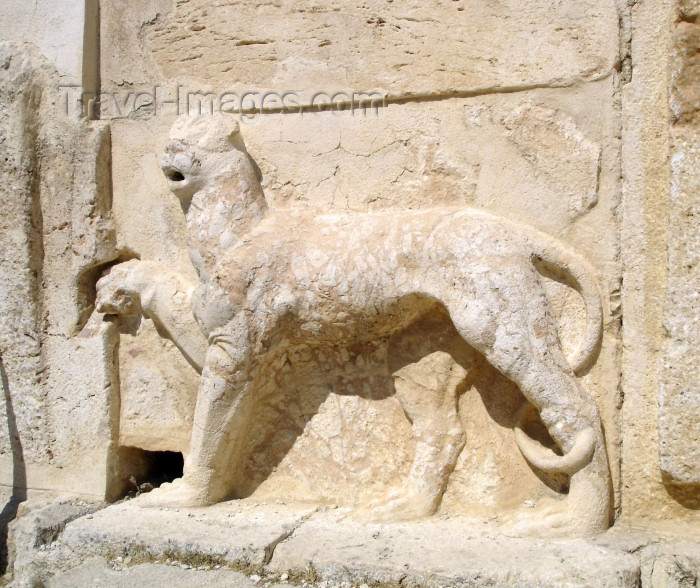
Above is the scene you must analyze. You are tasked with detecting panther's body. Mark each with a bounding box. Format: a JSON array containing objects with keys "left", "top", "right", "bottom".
[
  {"left": 96, "top": 117, "right": 611, "bottom": 535},
  {"left": 204, "top": 207, "right": 586, "bottom": 349}
]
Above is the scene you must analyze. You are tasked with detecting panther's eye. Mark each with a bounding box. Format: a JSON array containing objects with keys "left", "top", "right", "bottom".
[{"left": 166, "top": 169, "right": 185, "bottom": 182}]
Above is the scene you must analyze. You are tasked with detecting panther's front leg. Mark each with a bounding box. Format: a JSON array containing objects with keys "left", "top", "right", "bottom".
[{"left": 137, "top": 313, "right": 258, "bottom": 507}]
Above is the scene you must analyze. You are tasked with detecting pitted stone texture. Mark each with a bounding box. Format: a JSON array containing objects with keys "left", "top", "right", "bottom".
[
  {"left": 11, "top": 502, "right": 700, "bottom": 588},
  {"left": 670, "top": 20, "right": 700, "bottom": 125},
  {"left": 8, "top": 499, "right": 317, "bottom": 587},
  {"left": 100, "top": 0, "right": 619, "bottom": 104},
  {"left": 680, "top": 0, "right": 700, "bottom": 21},
  {"left": 658, "top": 11, "right": 700, "bottom": 490},
  {"left": 46, "top": 557, "right": 287, "bottom": 588},
  {"left": 0, "top": 43, "right": 48, "bottom": 465},
  {"left": 640, "top": 546, "right": 700, "bottom": 588},
  {"left": 58, "top": 500, "right": 317, "bottom": 567},
  {"left": 271, "top": 511, "right": 642, "bottom": 587},
  {"left": 0, "top": 42, "right": 119, "bottom": 497},
  {"left": 8, "top": 498, "right": 104, "bottom": 583}
]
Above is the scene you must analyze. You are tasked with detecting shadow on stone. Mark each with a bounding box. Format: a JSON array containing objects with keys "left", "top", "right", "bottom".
[
  {"left": 0, "top": 353, "right": 27, "bottom": 574},
  {"left": 663, "top": 482, "right": 700, "bottom": 510},
  {"left": 232, "top": 303, "right": 567, "bottom": 502}
]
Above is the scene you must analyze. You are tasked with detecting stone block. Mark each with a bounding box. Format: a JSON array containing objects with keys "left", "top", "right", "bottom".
[{"left": 100, "top": 0, "right": 619, "bottom": 107}]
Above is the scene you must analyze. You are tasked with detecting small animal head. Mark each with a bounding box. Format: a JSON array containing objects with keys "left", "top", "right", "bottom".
[{"left": 160, "top": 116, "right": 262, "bottom": 210}]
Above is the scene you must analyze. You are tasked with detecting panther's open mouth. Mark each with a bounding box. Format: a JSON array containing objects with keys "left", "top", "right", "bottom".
[{"left": 163, "top": 167, "right": 185, "bottom": 182}]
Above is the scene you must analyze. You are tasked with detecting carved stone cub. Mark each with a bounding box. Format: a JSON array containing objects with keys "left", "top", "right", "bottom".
[{"left": 96, "top": 116, "right": 611, "bottom": 535}]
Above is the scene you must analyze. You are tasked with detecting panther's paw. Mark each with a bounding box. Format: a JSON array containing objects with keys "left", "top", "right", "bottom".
[
  {"left": 354, "top": 487, "right": 438, "bottom": 523},
  {"left": 499, "top": 497, "right": 588, "bottom": 538},
  {"left": 133, "top": 478, "right": 213, "bottom": 508}
]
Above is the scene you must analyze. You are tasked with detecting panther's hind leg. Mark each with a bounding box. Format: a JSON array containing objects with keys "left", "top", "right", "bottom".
[
  {"left": 356, "top": 351, "right": 467, "bottom": 522},
  {"left": 495, "top": 358, "right": 611, "bottom": 537},
  {"left": 444, "top": 265, "right": 611, "bottom": 536}
]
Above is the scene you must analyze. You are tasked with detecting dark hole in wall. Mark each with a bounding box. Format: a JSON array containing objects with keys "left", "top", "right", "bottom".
[
  {"left": 111, "top": 448, "right": 184, "bottom": 501},
  {"left": 146, "top": 450, "right": 185, "bottom": 486}
]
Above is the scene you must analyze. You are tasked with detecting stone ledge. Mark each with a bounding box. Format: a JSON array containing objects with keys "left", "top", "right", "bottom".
[
  {"left": 270, "top": 511, "right": 640, "bottom": 588},
  {"left": 8, "top": 500, "right": 700, "bottom": 587},
  {"left": 46, "top": 556, "right": 291, "bottom": 588}
]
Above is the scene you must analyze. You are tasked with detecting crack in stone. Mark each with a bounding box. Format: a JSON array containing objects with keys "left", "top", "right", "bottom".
[{"left": 263, "top": 509, "right": 317, "bottom": 566}]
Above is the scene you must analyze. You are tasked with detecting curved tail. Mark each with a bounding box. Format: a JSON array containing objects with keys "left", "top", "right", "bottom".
[
  {"left": 513, "top": 232, "right": 603, "bottom": 476},
  {"left": 530, "top": 240, "right": 603, "bottom": 375},
  {"left": 515, "top": 425, "right": 595, "bottom": 475}
]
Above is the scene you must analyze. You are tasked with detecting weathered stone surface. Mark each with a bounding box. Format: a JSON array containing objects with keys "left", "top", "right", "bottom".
[
  {"left": 680, "top": 0, "right": 700, "bottom": 21},
  {"left": 618, "top": 0, "right": 699, "bottom": 522},
  {"left": 47, "top": 557, "right": 279, "bottom": 588},
  {"left": 8, "top": 500, "right": 316, "bottom": 586},
  {"left": 502, "top": 102, "right": 602, "bottom": 219},
  {"left": 0, "top": 43, "right": 47, "bottom": 478},
  {"left": 8, "top": 498, "right": 104, "bottom": 583},
  {"left": 59, "top": 500, "right": 317, "bottom": 566},
  {"left": 108, "top": 118, "right": 201, "bottom": 456},
  {"left": 640, "top": 546, "right": 700, "bottom": 588},
  {"left": 0, "top": 0, "right": 89, "bottom": 82},
  {"left": 100, "top": 0, "right": 619, "bottom": 105},
  {"left": 118, "top": 319, "right": 199, "bottom": 454},
  {"left": 658, "top": 10, "right": 700, "bottom": 491},
  {"left": 271, "top": 511, "right": 641, "bottom": 587},
  {"left": 659, "top": 126, "right": 700, "bottom": 489},
  {"left": 13, "top": 503, "right": 700, "bottom": 588},
  {"left": 0, "top": 42, "right": 119, "bottom": 498},
  {"left": 670, "top": 21, "right": 700, "bottom": 125}
]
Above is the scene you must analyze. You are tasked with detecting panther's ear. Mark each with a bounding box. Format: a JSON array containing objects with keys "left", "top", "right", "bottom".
[
  {"left": 170, "top": 115, "right": 244, "bottom": 153},
  {"left": 224, "top": 117, "right": 247, "bottom": 153},
  {"left": 223, "top": 117, "right": 240, "bottom": 140}
]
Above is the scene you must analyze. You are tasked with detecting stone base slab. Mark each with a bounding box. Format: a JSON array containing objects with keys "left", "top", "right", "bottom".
[{"left": 7, "top": 499, "right": 700, "bottom": 588}]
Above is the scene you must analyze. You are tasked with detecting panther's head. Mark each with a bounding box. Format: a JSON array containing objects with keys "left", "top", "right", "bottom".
[{"left": 160, "top": 116, "right": 262, "bottom": 211}]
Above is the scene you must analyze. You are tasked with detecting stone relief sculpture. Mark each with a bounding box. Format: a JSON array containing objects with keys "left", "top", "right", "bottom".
[{"left": 95, "top": 116, "right": 611, "bottom": 535}]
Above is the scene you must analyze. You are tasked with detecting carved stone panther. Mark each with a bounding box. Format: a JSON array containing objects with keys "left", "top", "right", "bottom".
[{"left": 96, "top": 116, "right": 611, "bottom": 535}]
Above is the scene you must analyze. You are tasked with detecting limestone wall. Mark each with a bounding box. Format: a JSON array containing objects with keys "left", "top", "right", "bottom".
[
  {"left": 0, "top": 43, "right": 119, "bottom": 498},
  {"left": 0, "top": 0, "right": 696, "bottom": 528}
]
